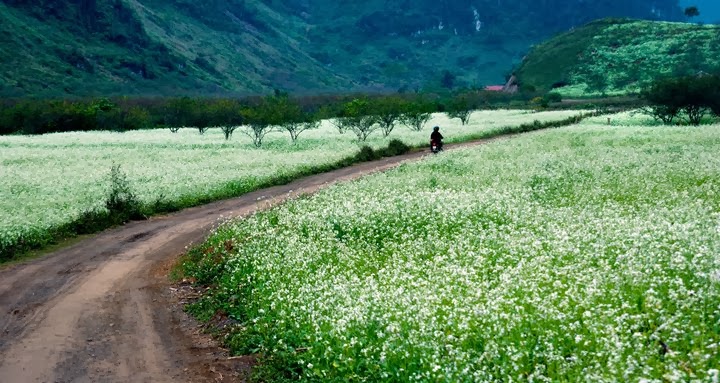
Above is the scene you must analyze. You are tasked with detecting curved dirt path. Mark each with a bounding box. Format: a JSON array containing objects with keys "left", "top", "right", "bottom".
[{"left": 0, "top": 139, "right": 498, "bottom": 382}]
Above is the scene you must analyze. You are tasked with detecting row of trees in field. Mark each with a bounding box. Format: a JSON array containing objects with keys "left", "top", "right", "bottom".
[
  {"left": 641, "top": 74, "right": 720, "bottom": 125},
  {"left": 0, "top": 90, "right": 531, "bottom": 142}
]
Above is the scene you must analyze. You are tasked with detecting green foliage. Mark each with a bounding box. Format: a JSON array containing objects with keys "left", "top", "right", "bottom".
[
  {"left": 516, "top": 19, "right": 720, "bottom": 96},
  {"left": 446, "top": 92, "right": 485, "bottom": 125},
  {"left": 0, "top": 98, "right": 154, "bottom": 134},
  {"left": 206, "top": 99, "right": 244, "bottom": 140},
  {"left": 163, "top": 97, "right": 202, "bottom": 128},
  {"left": 403, "top": 102, "right": 434, "bottom": 128},
  {"left": 0, "top": 1, "right": 685, "bottom": 97},
  {"left": 546, "top": 92, "right": 563, "bottom": 103},
  {"left": 641, "top": 75, "right": 720, "bottom": 125},
  {"left": 354, "top": 145, "right": 378, "bottom": 162},
  {"left": 400, "top": 100, "right": 434, "bottom": 132},
  {"left": 370, "top": 96, "right": 406, "bottom": 137},
  {"left": 376, "top": 139, "right": 411, "bottom": 157},
  {"left": 105, "top": 164, "right": 143, "bottom": 224},
  {"left": 270, "top": 95, "right": 321, "bottom": 143},
  {"left": 342, "top": 98, "right": 380, "bottom": 142}
]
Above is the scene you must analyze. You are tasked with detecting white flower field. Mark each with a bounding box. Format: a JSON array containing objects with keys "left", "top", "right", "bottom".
[
  {"left": 0, "top": 110, "right": 581, "bottom": 259},
  {"left": 185, "top": 119, "right": 720, "bottom": 381}
]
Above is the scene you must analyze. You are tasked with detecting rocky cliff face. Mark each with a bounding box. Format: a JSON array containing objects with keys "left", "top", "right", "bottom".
[{"left": 0, "top": 0, "right": 682, "bottom": 97}]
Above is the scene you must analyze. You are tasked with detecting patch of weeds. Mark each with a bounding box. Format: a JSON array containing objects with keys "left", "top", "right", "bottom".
[{"left": 105, "top": 163, "right": 144, "bottom": 223}]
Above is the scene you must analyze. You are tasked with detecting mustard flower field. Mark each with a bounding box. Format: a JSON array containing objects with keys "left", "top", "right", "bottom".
[
  {"left": 0, "top": 110, "right": 582, "bottom": 259},
  {"left": 184, "top": 121, "right": 720, "bottom": 381}
]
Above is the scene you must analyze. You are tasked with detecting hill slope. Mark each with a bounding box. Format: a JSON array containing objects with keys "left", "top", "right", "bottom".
[
  {"left": 0, "top": 0, "right": 355, "bottom": 97},
  {"left": 516, "top": 19, "right": 720, "bottom": 96},
  {"left": 0, "top": 0, "right": 683, "bottom": 97}
]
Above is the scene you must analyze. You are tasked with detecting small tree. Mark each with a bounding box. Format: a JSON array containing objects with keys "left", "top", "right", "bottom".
[
  {"left": 241, "top": 96, "right": 278, "bottom": 147},
  {"left": 642, "top": 75, "right": 719, "bottom": 126},
  {"left": 372, "top": 96, "right": 405, "bottom": 138},
  {"left": 105, "top": 163, "right": 142, "bottom": 222},
  {"left": 638, "top": 104, "right": 681, "bottom": 125},
  {"left": 196, "top": 104, "right": 212, "bottom": 135},
  {"left": 207, "top": 99, "right": 244, "bottom": 140},
  {"left": 400, "top": 100, "right": 433, "bottom": 131},
  {"left": 330, "top": 118, "right": 349, "bottom": 134},
  {"left": 446, "top": 92, "right": 481, "bottom": 125},
  {"left": 274, "top": 96, "right": 320, "bottom": 143},
  {"left": 343, "top": 98, "right": 379, "bottom": 142},
  {"left": 164, "top": 97, "right": 199, "bottom": 132},
  {"left": 317, "top": 104, "right": 347, "bottom": 134}
]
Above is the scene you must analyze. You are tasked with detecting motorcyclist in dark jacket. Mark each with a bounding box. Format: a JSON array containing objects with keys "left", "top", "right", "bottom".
[{"left": 430, "top": 126, "right": 443, "bottom": 150}]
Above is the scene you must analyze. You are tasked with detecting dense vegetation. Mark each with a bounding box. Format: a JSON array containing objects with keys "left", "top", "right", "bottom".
[
  {"left": 0, "top": 1, "right": 682, "bottom": 97},
  {"left": 516, "top": 19, "right": 720, "bottom": 96},
  {"left": 180, "top": 118, "right": 720, "bottom": 381},
  {"left": 0, "top": 0, "right": 351, "bottom": 97},
  {"left": 0, "top": 90, "right": 568, "bottom": 137},
  {"left": 641, "top": 74, "right": 720, "bottom": 125}
]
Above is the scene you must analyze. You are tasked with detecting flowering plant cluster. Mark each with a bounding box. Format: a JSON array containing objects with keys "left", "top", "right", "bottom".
[
  {"left": 0, "top": 110, "right": 580, "bottom": 260},
  {"left": 185, "top": 123, "right": 720, "bottom": 381}
]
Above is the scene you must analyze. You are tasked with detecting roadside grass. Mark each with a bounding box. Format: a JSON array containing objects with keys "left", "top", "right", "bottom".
[
  {"left": 180, "top": 122, "right": 720, "bottom": 382},
  {"left": 0, "top": 110, "right": 590, "bottom": 262}
]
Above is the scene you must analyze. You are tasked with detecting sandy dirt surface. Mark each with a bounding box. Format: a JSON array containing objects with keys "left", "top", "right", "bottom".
[{"left": 0, "top": 140, "right": 496, "bottom": 382}]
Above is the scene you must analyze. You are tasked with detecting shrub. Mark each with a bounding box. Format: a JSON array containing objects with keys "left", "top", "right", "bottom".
[
  {"left": 376, "top": 139, "right": 411, "bottom": 157},
  {"left": 105, "top": 164, "right": 143, "bottom": 224},
  {"left": 385, "top": 139, "right": 410, "bottom": 156},
  {"left": 546, "top": 92, "right": 563, "bottom": 103},
  {"left": 354, "top": 145, "right": 378, "bottom": 162},
  {"left": 446, "top": 92, "right": 483, "bottom": 125}
]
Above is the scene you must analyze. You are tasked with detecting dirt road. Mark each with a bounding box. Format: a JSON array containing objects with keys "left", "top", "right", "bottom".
[
  {"left": 0, "top": 145, "right": 456, "bottom": 383},
  {"left": 0, "top": 140, "right": 493, "bottom": 382}
]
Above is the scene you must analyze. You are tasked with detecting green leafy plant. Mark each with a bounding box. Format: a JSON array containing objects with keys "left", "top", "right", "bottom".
[
  {"left": 641, "top": 75, "right": 720, "bottom": 125},
  {"left": 342, "top": 98, "right": 380, "bottom": 142},
  {"left": 105, "top": 163, "right": 143, "bottom": 223}
]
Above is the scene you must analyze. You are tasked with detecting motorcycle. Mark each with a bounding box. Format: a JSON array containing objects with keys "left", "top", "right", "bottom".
[{"left": 430, "top": 139, "right": 443, "bottom": 154}]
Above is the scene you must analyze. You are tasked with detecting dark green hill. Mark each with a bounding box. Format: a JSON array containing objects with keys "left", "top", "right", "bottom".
[
  {"left": 516, "top": 19, "right": 720, "bottom": 96},
  {"left": 0, "top": 1, "right": 683, "bottom": 97},
  {"left": 0, "top": 0, "right": 355, "bottom": 97}
]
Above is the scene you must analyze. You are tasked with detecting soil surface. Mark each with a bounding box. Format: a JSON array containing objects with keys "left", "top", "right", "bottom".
[{"left": 0, "top": 139, "right": 496, "bottom": 382}]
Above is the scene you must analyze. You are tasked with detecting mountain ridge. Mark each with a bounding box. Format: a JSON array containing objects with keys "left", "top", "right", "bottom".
[{"left": 0, "top": 0, "right": 683, "bottom": 97}]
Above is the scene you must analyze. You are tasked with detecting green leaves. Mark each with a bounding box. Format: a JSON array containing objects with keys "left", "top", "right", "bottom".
[{"left": 642, "top": 74, "right": 720, "bottom": 125}]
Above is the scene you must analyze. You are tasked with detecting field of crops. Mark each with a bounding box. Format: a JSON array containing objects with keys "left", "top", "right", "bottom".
[
  {"left": 0, "top": 110, "right": 584, "bottom": 260},
  {"left": 184, "top": 119, "right": 720, "bottom": 381}
]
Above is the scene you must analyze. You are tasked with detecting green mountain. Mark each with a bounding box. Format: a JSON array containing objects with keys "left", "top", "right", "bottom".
[
  {"left": 0, "top": 0, "right": 357, "bottom": 97},
  {"left": 516, "top": 19, "right": 720, "bottom": 96},
  {"left": 0, "top": 0, "right": 683, "bottom": 97}
]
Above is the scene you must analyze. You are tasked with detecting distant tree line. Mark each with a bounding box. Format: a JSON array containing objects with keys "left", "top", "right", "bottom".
[
  {"left": 641, "top": 74, "right": 720, "bottom": 125},
  {"left": 0, "top": 89, "right": 550, "bottom": 144}
]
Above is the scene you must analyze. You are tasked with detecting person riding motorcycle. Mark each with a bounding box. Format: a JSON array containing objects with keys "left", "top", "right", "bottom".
[{"left": 430, "top": 126, "right": 443, "bottom": 152}]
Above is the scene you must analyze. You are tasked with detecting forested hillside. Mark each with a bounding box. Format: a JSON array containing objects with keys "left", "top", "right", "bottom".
[
  {"left": 0, "top": 0, "right": 682, "bottom": 97},
  {"left": 516, "top": 19, "right": 720, "bottom": 96}
]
